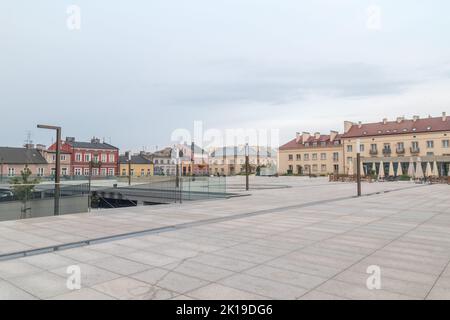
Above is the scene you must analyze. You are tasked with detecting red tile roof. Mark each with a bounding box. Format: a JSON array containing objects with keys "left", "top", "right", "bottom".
[
  {"left": 279, "top": 134, "right": 342, "bottom": 150},
  {"left": 342, "top": 116, "right": 450, "bottom": 138}
]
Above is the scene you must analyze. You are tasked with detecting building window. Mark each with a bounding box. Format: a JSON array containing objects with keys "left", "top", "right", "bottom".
[
  {"left": 85, "top": 154, "right": 91, "bottom": 162},
  {"left": 312, "top": 142, "right": 317, "bottom": 147},
  {"left": 443, "top": 140, "right": 449, "bottom": 148},
  {"left": 101, "top": 168, "right": 107, "bottom": 176},
  {"left": 321, "top": 164, "right": 327, "bottom": 172},
  {"left": 312, "top": 164, "right": 318, "bottom": 172},
  {"left": 110, "top": 154, "right": 115, "bottom": 162},
  {"left": 360, "top": 144, "right": 365, "bottom": 152},
  {"left": 288, "top": 154, "right": 293, "bottom": 161},
  {"left": 7, "top": 168, "right": 15, "bottom": 176},
  {"left": 61, "top": 155, "right": 66, "bottom": 161},
  {"left": 84, "top": 168, "right": 90, "bottom": 176},
  {"left": 304, "top": 154, "right": 309, "bottom": 161},
  {"left": 321, "top": 142, "right": 326, "bottom": 147},
  {"left": 101, "top": 154, "right": 107, "bottom": 162},
  {"left": 426, "top": 141, "right": 434, "bottom": 148},
  {"left": 74, "top": 168, "right": 82, "bottom": 176},
  {"left": 370, "top": 144, "right": 377, "bottom": 151},
  {"left": 312, "top": 153, "right": 317, "bottom": 160},
  {"left": 52, "top": 155, "right": 56, "bottom": 161},
  {"left": 122, "top": 168, "right": 127, "bottom": 176},
  {"left": 347, "top": 145, "right": 353, "bottom": 152},
  {"left": 108, "top": 168, "right": 114, "bottom": 176},
  {"left": 75, "top": 153, "right": 82, "bottom": 162},
  {"left": 296, "top": 154, "right": 301, "bottom": 161},
  {"left": 333, "top": 152, "right": 339, "bottom": 162},
  {"left": 411, "top": 141, "right": 419, "bottom": 150},
  {"left": 288, "top": 165, "right": 293, "bottom": 171},
  {"left": 347, "top": 157, "right": 353, "bottom": 165},
  {"left": 37, "top": 168, "right": 44, "bottom": 177},
  {"left": 62, "top": 168, "right": 67, "bottom": 175},
  {"left": 130, "top": 169, "right": 134, "bottom": 176},
  {"left": 321, "top": 153, "right": 326, "bottom": 160},
  {"left": 92, "top": 168, "right": 99, "bottom": 176},
  {"left": 51, "top": 168, "right": 56, "bottom": 176},
  {"left": 141, "top": 169, "right": 145, "bottom": 176},
  {"left": 397, "top": 142, "right": 404, "bottom": 150}
]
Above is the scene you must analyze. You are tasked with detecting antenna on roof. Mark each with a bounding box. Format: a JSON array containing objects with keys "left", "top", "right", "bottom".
[{"left": 25, "top": 131, "right": 33, "bottom": 145}]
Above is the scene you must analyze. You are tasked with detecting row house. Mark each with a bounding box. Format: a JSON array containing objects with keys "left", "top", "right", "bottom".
[
  {"left": 175, "top": 143, "right": 209, "bottom": 176},
  {"left": 119, "top": 153, "right": 154, "bottom": 177},
  {"left": 209, "top": 146, "right": 277, "bottom": 176},
  {"left": 142, "top": 147, "right": 177, "bottom": 176},
  {"left": 278, "top": 112, "right": 450, "bottom": 177},
  {"left": 342, "top": 113, "right": 450, "bottom": 176},
  {"left": 0, "top": 146, "right": 49, "bottom": 178},
  {"left": 48, "top": 137, "right": 119, "bottom": 177},
  {"left": 279, "top": 131, "right": 343, "bottom": 175},
  {"left": 38, "top": 144, "right": 72, "bottom": 176}
]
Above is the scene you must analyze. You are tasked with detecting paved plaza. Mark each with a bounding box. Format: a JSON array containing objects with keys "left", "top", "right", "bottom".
[{"left": 0, "top": 177, "right": 449, "bottom": 300}]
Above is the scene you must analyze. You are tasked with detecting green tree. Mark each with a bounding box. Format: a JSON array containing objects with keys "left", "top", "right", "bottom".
[{"left": 10, "top": 167, "right": 40, "bottom": 219}]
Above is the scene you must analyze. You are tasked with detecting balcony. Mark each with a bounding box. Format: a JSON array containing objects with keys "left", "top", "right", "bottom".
[
  {"left": 396, "top": 148, "right": 405, "bottom": 155},
  {"left": 369, "top": 149, "right": 378, "bottom": 155},
  {"left": 410, "top": 147, "right": 420, "bottom": 155},
  {"left": 382, "top": 148, "right": 392, "bottom": 156}
]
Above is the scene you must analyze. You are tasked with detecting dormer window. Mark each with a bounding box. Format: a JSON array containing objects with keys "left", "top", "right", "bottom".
[
  {"left": 377, "top": 130, "right": 382, "bottom": 134},
  {"left": 363, "top": 131, "right": 367, "bottom": 135},
  {"left": 412, "top": 128, "right": 417, "bottom": 131},
  {"left": 427, "top": 126, "right": 432, "bottom": 130},
  {"left": 403, "top": 128, "right": 408, "bottom": 132}
]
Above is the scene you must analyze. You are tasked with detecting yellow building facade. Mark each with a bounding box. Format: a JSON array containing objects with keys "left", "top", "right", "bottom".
[
  {"left": 278, "top": 131, "right": 344, "bottom": 175},
  {"left": 119, "top": 154, "right": 154, "bottom": 177},
  {"left": 278, "top": 113, "right": 450, "bottom": 177}
]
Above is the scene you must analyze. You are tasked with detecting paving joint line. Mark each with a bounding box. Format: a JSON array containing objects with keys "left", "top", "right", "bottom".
[{"left": 0, "top": 183, "right": 431, "bottom": 262}]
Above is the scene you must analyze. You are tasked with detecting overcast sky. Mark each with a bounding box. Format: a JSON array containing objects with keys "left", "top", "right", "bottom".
[{"left": 1, "top": 0, "right": 450, "bottom": 151}]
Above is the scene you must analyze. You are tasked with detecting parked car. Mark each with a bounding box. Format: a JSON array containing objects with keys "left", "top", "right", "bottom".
[{"left": 0, "top": 188, "right": 14, "bottom": 202}]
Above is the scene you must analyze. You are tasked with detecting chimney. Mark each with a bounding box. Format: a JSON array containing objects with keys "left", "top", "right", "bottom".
[
  {"left": 295, "top": 132, "right": 301, "bottom": 143},
  {"left": 24, "top": 143, "right": 35, "bottom": 149},
  {"left": 344, "top": 121, "right": 354, "bottom": 133},
  {"left": 358, "top": 121, "right": 362, "bottom": 129},
  {"left": 382, "top": 118, "right": 388, "bottom": 125},
  {"left": 91, "top": 137, "right": 100, "bottom": 144},
  {"left": 314, "top": 132, "right": 321, "bottom": 140},
  {"left": 396, "top": 117, "right": 404, "bottom": 123},
  {"left": 443, "top": 112, "right": 447, "bottom": 121},
  {"left": 330, "top": 130, "right": 338, "bottom": 142},
  {"left": 413, "top": 115, "right": 419, "bottom": 122},
  {"left": 302, "top": 132, "right": 310, "bottom": 142}
]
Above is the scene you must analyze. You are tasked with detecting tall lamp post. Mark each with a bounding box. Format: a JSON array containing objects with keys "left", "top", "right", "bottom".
[
  {"left": 0, "top": 157, "right": 4, "bottom": 183},
  {"left": 37, "top": 124, "right": 61, "bottom": 215},
  {"left": 125, "top": 151, "right": 132, "bottom": 186},
  {"left": 356, "top": 139, "right": 362, "bottom": 197},
  {"left": 245, "top": 143, "right": 250, "bottom": 191}
]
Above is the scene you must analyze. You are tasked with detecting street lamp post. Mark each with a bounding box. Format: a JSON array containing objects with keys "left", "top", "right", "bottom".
[
  {"left": 245, "top": 143, "right": 249, "bottom": 191},
  {"left": 356, "top": 139, "right": 362, "bottom": 197},
  {"left": 0, "top": 157, "right": 3, "bottom": 183},
  {"left": 125, "top": 151, "right": 132, "bottom": 186},
  {"left": 37, "top": 124, "right": 61, "bottom": 215}
]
